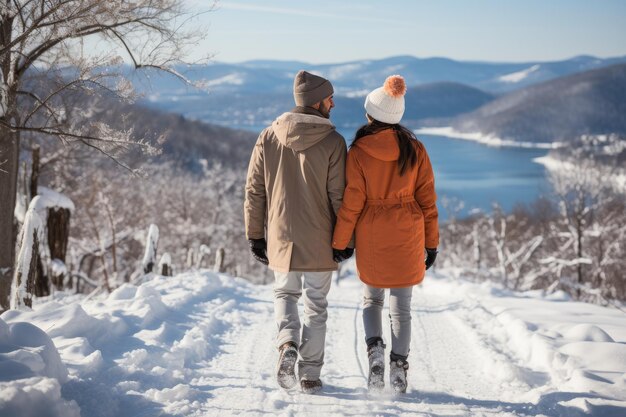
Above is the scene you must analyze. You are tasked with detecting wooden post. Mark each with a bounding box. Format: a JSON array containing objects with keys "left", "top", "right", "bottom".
[
  {"left": 47, "top": 207, "right": 71, "bottom": 289},
  {"left": 214, "top": 248, "right": 225, "bottom": 273},
  {"left": 196, "top": 244, "right": 211, "bottom": 268},
  {"left": 159, "top": 253, "right": 172, "bottom": 276}
]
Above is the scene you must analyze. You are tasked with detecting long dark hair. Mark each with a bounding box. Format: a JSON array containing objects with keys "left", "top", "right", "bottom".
[{"left": 352, "top": 117, "right": 417, "bottom": 176}]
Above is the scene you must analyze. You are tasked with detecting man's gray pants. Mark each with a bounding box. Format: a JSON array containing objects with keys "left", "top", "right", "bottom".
[
  {"left": 274, "top": 271, "right": 332, "bottom": 381},
  {"left": 362, "top": 285, "right": 413, "bottom": 358}
]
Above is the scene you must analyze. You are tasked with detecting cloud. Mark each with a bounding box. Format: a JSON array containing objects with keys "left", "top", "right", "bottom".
[{"left": 218, "top": 2, "right": 398, "bottom": 24}]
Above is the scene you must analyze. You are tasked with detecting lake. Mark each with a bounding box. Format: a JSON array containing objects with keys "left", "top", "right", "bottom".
[{"left": 418, "top": 135, "right": 551, "bottom": 218}]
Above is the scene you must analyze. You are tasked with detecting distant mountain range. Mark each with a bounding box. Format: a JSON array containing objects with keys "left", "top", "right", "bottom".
[
  {"left": 130, "top": 54, "right": 626, "bottom": 146},
  {"left": 134, "top": 54, "right": 626, "bottom": 97},
  {"left": 450, "top": 63, "right": 626, "bottom": 144}
]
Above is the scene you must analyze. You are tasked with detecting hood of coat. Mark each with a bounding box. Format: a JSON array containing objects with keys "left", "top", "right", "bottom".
[
  {"left": 272, "top": 112, "right": 336, "bottom": 152},
  {"left": 353, "top": 129, "right": 399, "bottom": 161}
]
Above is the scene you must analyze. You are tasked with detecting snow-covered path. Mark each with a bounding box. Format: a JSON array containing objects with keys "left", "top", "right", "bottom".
[
  {"left": 192, "top": 277, "right": 544, "bottom": 417},
  {"left": 2, "top": 264, "right": 626, "bottom": 417},
  {"left": 175, "top": 273, "right": 535, "bottom": 417}
]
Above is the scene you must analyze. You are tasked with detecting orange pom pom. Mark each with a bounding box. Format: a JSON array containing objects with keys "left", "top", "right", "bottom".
[{"left": 383, "top": 75, "right": 406, "bottom": 98}]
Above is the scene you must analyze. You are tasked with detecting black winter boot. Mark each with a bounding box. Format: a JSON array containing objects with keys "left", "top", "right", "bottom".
[
  {"left": 276, "top": 342, "right": 298, "bottom": 389},
  {"left": 300, "top": 379, "right": 323, "bottom": 394}
]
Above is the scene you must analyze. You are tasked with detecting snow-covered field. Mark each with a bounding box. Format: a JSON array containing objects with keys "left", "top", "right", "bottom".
[{"left": 2, "top": 262, "right": 625, "bottom": 417}]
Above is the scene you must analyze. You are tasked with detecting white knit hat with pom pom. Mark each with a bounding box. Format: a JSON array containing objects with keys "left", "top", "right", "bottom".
[{"left": 364, "top": 75, "right": 407, "bottom": 124}]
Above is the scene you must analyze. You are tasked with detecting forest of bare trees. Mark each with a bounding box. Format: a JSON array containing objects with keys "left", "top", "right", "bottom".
[
  {"left": 8, "top": 135, "right": 270, "bottom": 310},
  {"left": 1, "top": 0, "right": 215, "bottom": 309}
]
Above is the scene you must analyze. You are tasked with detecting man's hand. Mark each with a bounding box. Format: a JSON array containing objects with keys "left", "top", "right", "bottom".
[
  {"left": 333, "top": 248, "right": 354, "bottom": 263},
  {"left": 249, "top": 238, "right": 269, "bottom": 265},
  {"left": 425, "top": 248, "right": 438, "bottom": 270}
]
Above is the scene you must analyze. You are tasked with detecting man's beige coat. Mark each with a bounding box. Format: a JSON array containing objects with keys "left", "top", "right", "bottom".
[{"left": 244, "top": 108, "right": 346, "bottom": 272}]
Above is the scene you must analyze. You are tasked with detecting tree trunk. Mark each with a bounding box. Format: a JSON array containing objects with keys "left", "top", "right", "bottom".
[
  {"left": 29, "top": 146, "right": 50, "bottom": 297},
  {"left": 0, "top": 10, "right": 17, "bottom": 311},
  {"left": 0, "top": 127, "right": 20, "bottom": 311}
]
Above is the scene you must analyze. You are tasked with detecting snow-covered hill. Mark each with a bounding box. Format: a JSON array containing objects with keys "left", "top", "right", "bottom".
[{"left": 2, "top": 263, "right": 625, "bottom": 417}]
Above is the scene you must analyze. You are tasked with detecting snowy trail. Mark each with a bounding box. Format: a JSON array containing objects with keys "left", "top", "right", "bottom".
[
  {"left": 3, "top": 266, "right": 626, "bottom": 417},
  {"left": 151, "top": 274, "right": 541, "bottom": 417}
]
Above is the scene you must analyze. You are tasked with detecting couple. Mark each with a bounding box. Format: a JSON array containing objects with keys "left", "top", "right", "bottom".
[{"left": 244, "top": 70, "right": 439, "bottom": 394}]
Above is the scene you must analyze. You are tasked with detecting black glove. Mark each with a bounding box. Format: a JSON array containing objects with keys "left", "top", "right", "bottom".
[
  {"left": 425, "top": 248, "right": 438, "bottom": 270},
  {"left": 333, "top": 247, "right": 354, "bottom": 263},
  {"left": 249, "top": 238, "right": 269, "bottom": 265}
]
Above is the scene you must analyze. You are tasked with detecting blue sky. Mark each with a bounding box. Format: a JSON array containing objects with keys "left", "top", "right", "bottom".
[{"left": 187, "top": 0, "right": 626, "bottom": 64}]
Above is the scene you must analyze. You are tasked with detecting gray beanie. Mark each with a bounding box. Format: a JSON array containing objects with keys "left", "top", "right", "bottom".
[{"left": 293, "top": 70, "right": 334, "bottom": 107}]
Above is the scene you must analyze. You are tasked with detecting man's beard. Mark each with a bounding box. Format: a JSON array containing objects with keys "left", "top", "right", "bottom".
[{"left": 318, "top": 102, "right": 331, "bottom": 119}]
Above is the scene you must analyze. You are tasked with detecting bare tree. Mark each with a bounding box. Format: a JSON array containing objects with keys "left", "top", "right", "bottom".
[
  {"left": 0, "top": 0, "right": 214, "bottom": 309},
  {"left": 548, "top": 152, "right": 607, "bottom": 298}
]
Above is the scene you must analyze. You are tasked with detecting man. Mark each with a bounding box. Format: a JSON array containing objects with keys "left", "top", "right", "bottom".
[{"left": 244, "top": 70, "right": 353, "bottom": 394}]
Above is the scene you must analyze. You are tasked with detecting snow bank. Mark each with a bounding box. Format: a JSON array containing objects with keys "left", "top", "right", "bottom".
[
  {"left": 426, "top": 271, "right": 626, "bottom": 413},
  {"left": 415, "top": 126, "right": 562, "bottom": 149},
  {"left": 0, "top": 318, "right": 79, "bottom": 416},
  {"left": 1, "top": 271, "right": 227, "bottom": 417},
  {"left": 0, "top": 319, "right": 68, "bottom": 382},
  {"left": 2, "top": 262, "right": 625, "bottom": 416},
  {"left": 0, "top": 377, "right": 80, "bottom": 417}
]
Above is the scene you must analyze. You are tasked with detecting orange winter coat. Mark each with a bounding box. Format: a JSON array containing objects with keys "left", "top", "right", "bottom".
[{"left": 332, "top": 129, "right": 439, "bottom": 288}]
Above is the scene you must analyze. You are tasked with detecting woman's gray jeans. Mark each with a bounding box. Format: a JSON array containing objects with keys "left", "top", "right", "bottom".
[{"left": 362, "top": 285, "right": 413, "bottom": 358}]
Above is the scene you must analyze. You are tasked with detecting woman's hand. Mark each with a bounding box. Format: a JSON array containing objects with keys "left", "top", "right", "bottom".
[
  {"left": 333, "top": 248, "right": 354, "bottom": 263},
  {"left": 425, "top": 248, "right": 438, "bottom": 270}
]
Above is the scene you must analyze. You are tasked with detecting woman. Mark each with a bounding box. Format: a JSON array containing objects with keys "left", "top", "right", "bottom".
[{"left": 332, "top": 75, "right": 439, "bottom": 394}]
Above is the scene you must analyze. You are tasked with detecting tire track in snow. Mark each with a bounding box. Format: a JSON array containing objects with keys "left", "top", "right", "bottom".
[
  {"left": 406, "top": 286, "right": 539, "bottom": 416},
  {"left": 410, "top": 289, "right": 507, "bottom": 398},
  {"left": 187, "top": 283, "right": 284, "bottom": 417}
]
